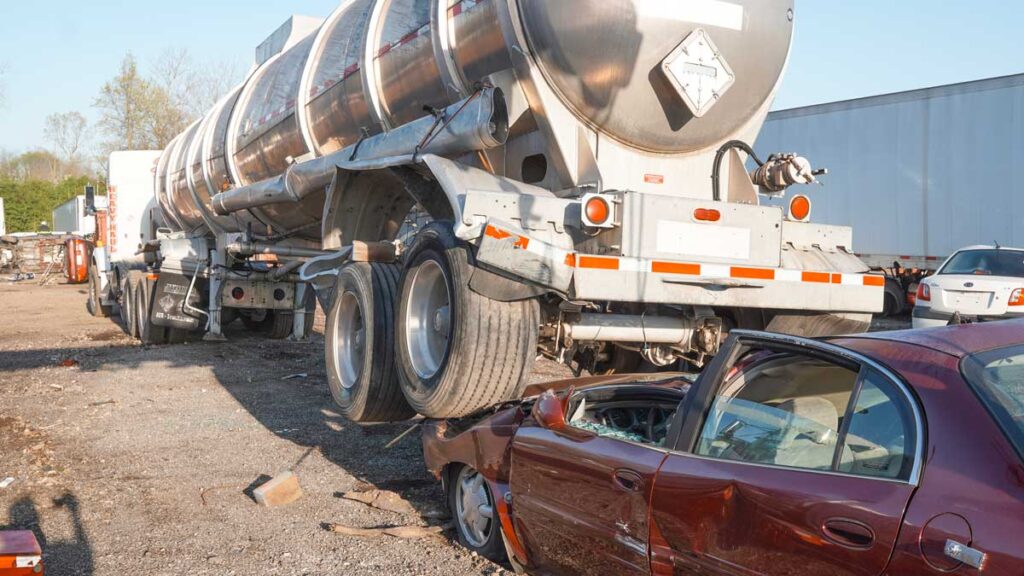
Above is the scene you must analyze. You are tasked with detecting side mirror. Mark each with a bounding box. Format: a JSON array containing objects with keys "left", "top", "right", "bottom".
[
  {"left": 84, "top": 185, "right": 97, "bottom": 215},
  {"left": 532, "top": 389, "right": 569, "bottom": 431}
]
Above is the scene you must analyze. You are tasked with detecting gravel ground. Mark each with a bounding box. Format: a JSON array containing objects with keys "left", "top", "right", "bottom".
[
  {"left": 0, "top": 281, "right": 574, "bottom": 575},
  {"left": 0, "top": 280, "right": 906, "bottom": 575}
]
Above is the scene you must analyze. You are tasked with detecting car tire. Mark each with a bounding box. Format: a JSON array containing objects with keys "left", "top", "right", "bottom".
[
  {"left": 396, "top": 223, "right": 539, "bottom": 418},
  {"left": 448, "top": 464, "right": 506, "bottom": 564},
  {"left": 135, "top": 275, "right": 168, "bottom": 346},
  {"left": 326, "top": 263, "right": 415, "bottom": 423},
  {"left": 87, "top": 265, "right": 112, "bottom": 318}
]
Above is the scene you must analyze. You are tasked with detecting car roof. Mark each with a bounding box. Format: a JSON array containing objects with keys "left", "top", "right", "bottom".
[
  {"left": 838, "top": 319, "right": 1024, "bottom": 358},
  {"left": 953, "top": 245, "right": 1024, "bottom": 252}
]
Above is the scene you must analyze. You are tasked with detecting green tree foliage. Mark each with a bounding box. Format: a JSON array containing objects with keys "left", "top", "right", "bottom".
[{"left": 0, "top": 177, "right": 106, "bottom": 234}]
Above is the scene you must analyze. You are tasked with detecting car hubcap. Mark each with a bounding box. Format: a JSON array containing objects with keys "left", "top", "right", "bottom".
[
  {"left": 455, "top": 467, "right": 494, "bottom": 548},
  {"left": 405, "top": 259, "right": 451, "bottom": 380},
  {"left": 335, "top": 291, "right": 364, "bottom": 390}
]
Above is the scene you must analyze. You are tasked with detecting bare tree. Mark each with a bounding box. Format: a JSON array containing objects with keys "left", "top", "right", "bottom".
[
  {"left": 44, "top": 112, "right": 89, "bottom": 164},
  {"left": 152, "top": 48, "right": 244, "bottom": 121}
]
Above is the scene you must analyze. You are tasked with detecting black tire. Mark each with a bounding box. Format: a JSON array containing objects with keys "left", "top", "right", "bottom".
[
  {"left": 240, "top": 310, "right": 269, "bottom": 332},
  {"left": 87, "top": 265, "right": 112, "bottom": 318},
  {"left": 326, "top": 263, "right": 414, "bottom": 423},
  {"left": 447, "top": 464, "right": 506, "bottom": 563},
  {"left": 135, "top": 275, "right": 168, "bottom": 346},
  {"left": 267, "top": 290, "right": 316, "bottom": 340},
  {"left": 396, "top": 223, "right": 539, "bottom": 418},
  {"left": 120, "top": 275, "right": 138, "bottom": 338}
]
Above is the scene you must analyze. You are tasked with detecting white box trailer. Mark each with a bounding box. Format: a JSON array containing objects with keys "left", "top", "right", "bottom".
[
  {"left": 52, "top": 195, "right": 104, "bottom": 235},
  {"left": 755, "top": 73, "right": 1024, "bottom": 313}
]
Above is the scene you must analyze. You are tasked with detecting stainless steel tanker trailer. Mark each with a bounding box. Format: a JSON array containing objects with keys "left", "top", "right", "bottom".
[{"left": 130, "top": 0, "right": 885, "bottom": 421}]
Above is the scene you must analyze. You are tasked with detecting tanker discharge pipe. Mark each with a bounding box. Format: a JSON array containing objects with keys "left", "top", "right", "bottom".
[{"left": 212, "top": 87, "right": 508, "bottom": 217}]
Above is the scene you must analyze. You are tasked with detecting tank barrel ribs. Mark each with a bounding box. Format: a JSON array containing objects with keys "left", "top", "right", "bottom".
[{"left": 149, "top": 0, "right": 882, "bottom": 419}]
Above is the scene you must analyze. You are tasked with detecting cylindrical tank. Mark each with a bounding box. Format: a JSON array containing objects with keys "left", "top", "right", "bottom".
[{"left": 157, "top": 0, "right": 793, "bottom": 239}]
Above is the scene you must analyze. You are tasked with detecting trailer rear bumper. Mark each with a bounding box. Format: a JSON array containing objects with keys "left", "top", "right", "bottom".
[{"left": 477, "top": 221, "right": 884, "bottom": 314}]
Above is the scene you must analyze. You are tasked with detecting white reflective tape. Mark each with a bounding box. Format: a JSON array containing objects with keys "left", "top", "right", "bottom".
[
  {"left": 775, "top": 269, "right": 802, "bottom": 283},
  {"left": 656, "top": 220, "right": 751, "bottom": 261},
  {"left": 840, "top": 274, "right": 863, "bottom": 286},
  {"left": 636, "top": 0, "right": 744, "bottom": 31},
  {"left": 701, "top": 264, "right": 731, "bottom": 279},
  {"left": 16, "top": 556, "right": 41, "bottom": 568}
]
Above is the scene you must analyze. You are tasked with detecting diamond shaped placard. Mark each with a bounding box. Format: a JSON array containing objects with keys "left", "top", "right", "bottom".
[{"left": 661, "top": 28, "right": 735, "bottom": 118}]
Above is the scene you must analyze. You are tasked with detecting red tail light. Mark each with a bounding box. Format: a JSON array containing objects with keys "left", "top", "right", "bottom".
[
  {"left": 1010, "top": 288, "right": 1024, "bottom": 307},
  {"left": 917, "top": 283, "right": 931, "bottom": 303}
]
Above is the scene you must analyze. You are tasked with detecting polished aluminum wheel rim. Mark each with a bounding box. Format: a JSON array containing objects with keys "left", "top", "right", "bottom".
[
  {"left": 405, "top": 260, "right": 451, "bottom": 380},
  {"left": 334, "top": 291, "right": 364, "bottom": 390},
  {"left": 455, "top": 466, "right": 494, "bottom": 548}
]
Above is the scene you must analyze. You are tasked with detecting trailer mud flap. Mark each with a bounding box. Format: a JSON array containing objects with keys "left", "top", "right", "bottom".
[
  {"left": 152, "top": 273, "right": 204, "bottom": 330},
  {"left": 475, "top": 220, "right": 574, "bottom": 293}
]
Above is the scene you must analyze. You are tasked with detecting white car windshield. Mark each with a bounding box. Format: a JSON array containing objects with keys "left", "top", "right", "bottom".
[
  {"left": 963, "top": 345, "right": 1024, "bottom": 460},
  {"left": 940, "top": 249, "right": 1024, "bottom": 278}
]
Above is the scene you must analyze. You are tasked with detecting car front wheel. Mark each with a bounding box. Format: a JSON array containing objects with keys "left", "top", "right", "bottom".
[{"left": 448, "top": 464, "right": 506, "bottom": 563}]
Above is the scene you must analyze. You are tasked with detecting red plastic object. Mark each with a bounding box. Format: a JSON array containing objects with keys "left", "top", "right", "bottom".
[
  {"left": 64, "top": 238, "right": 91, "bottom": 285},
  {"left": 0, "top": 531, "right": 43, "bottom": 575}
]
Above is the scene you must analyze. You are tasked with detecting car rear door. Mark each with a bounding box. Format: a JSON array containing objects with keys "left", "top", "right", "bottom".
[
  {"left": 510, "top": 417, "right": 669, "bottom": 575},
  {"left": 649, "top": 332, "right": 924, "bottom": 576}
]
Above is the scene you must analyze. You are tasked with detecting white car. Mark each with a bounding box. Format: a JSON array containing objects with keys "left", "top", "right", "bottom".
[{"left": 913, "top": 246, "right": 1024, "bottom": 328}]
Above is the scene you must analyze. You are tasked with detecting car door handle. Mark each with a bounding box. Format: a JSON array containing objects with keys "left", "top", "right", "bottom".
[
  {"left": 822, "top": 519, "right": 875, "bottom": 549},
  {"left": 613, "top": 469, "right": 644, "bottom": 493}
]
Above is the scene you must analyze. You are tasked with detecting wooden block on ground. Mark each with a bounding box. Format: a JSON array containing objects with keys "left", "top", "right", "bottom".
[{"left": 253, "top": 471, "right": 303, "bottom": 507}]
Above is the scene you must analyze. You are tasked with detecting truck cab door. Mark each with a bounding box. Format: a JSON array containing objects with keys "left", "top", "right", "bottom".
[{"left": 650, "top": 332, "right": 925, "bottom": 576}]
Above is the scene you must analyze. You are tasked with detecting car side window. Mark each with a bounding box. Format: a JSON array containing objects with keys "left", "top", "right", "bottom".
[
  {"left": 838, "top": 370, "right": 915, "bottom": 480},
  {"left": 696, "top": 354, "right": 858, "bottom": 471},
  {"left": 696, "top": 352, "right": 917, "bottom": 481}
]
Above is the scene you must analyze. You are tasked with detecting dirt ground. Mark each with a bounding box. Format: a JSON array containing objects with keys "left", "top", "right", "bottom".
[
  {"left": 0, "top": 281, "right": 577, "bottom": 575},
  {"left": 1, "top": 280, "right": 908, "bottom": 575}
]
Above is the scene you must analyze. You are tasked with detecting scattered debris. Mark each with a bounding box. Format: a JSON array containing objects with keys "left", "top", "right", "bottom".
[
  {"left": 253, "top": 471, "right": 303, "bottom": 507},
  {"left": 48, "top": 384, "right": 64, "bottom": 391},
  {"left": 88, "top": 400, "right": 116, "bottom": 407},
  {"left": 59, "top": 359, "right": 79, "bottom": 368},
  {"left": 385, "top": 423, "right": 422, "bottom": 449},
  {"left": 342, "top": 488, "right": 417, "bottom": 516},
  {"left": 323, "top": 523, "right": 449, "bottom": 540},
  {"left": 0, "top": 477, "right": 14, "bottom": 489},
  {"left": 281, "top": 373, "right": 308, "bottom": 381}
]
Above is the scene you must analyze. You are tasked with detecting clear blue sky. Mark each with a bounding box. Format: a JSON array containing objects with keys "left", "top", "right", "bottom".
[{"left": 0, "top": 1, "right": 1021, "bottom": 154}]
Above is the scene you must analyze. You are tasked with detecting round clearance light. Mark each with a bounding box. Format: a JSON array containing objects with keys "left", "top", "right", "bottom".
[
  {"left": 789, "top": 195, "right": 812, "bottom": 222},
  {"left": 231, "top": 287, "right": 245, "bottom": 300},
  {"left": 274, "top": 288, "right": 287, "bottom": 302},
  {"left": 585, "top": 196, "right": 611, "bottom": 226}
]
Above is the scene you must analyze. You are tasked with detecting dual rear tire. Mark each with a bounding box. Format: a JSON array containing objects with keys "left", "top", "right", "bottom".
[{"left": 326, "top": 223, "right": 539, "bottom": 422}]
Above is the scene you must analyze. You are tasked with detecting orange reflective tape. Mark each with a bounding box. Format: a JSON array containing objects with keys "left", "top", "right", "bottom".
[
  {"left": 863, "top": 275, "right": 885, "bottom": 287},
  {"left": 802, "top": 271, "right": 831, "bottom": 284},
  {"left": 731, "top": 267, "right": 775, "bottom": 280},
  {"left": 485, "top": 225, "right": 510, "bottom": 240},
  {"left": 513, "top": 236, "right": 529, "bottom": 250},
  {"left": 564, "top": 254, "right": 577, "bottom": 268},
  {"left": 652, "top": 261, "right": 701, "bottom": 276},
  {"left": 578, "top": 256, "right": 620, "bottom": 271},
  {"left": 831, "top": 274, "right": 843, "bottom": 284}
]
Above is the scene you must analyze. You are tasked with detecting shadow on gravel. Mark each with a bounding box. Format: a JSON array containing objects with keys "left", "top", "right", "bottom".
[
  {"left": 2, "top": 494, "right": 94, "bottom": 575},
  {"left": 1, "top": 321, "right": 449, "bottom": 529}
]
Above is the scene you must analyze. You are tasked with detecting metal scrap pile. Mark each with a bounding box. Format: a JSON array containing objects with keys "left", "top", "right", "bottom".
[{"left": 0, "top": 234, "right": 66, "bottom": 275}]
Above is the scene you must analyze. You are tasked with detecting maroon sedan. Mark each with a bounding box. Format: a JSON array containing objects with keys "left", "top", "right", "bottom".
[{"left": 422, "top": 320, "right": 1024, "bottom": 575}]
